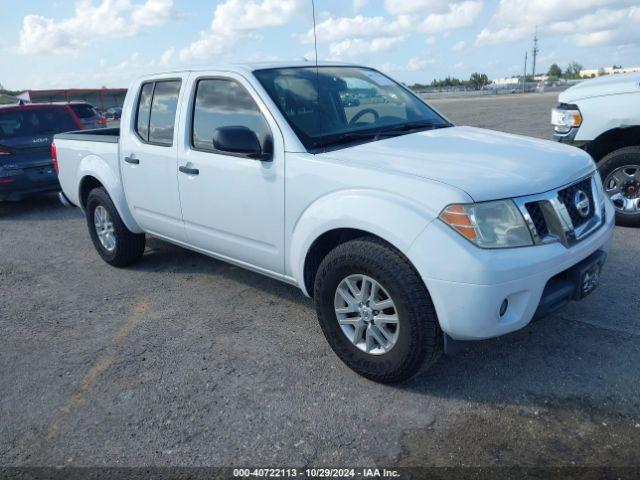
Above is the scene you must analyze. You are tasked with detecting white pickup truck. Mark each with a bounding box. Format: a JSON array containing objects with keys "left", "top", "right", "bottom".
[
  {"left": 54, "top": 62, "right": 614, "bottom": 383},
  {"left": 552, "top": 72, "right": 640, "bottom": 227}
]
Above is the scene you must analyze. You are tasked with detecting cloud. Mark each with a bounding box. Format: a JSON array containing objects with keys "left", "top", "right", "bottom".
[
  {"left": 376, "top": 56, "right": 434, "bottom": 73},
  {"left": 18, "top": 0, "right": 175, "bottom": 55},
  {"left": 406, "top": 56, "right": 434, "bottom": 71},
  {"left": 328, "top": 36, "right": 406, "bottom": 59},
  {"left": 384, "top": 0, "right": 451, "bottom": 15},
  {"left": 353, "top": 0, "right": 368, "bottom": 12},
  {"left": 419, "top": 1, "right": 483, "bottom": 33},
  {"left": 301, "top": 2, "right": 480, "bottom": 63},
  {"left": 451, "top": 40, "right": 466, "bottom": 52},
  {"left": 131, "top": 0, "right": 174, "bottom": 26},
  {"left": 302, "top": 15, "right": 413, "bottom": 44},
  {"left": 476, "top": 0, "right": 640, "bottom": 46},
  {"left": 175, "top": 0, "right": 306, "bottom": 63}
]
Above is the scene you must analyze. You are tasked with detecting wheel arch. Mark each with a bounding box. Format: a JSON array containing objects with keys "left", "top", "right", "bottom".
[
  {"left": 291, "top": 190, "right": 435, "bottom": 297},
  {"left": 76, "top": 155, "right": 143, "bottom": 233},
  {"left": 586, "top": 126, "right": 640, "bottom": 162}
]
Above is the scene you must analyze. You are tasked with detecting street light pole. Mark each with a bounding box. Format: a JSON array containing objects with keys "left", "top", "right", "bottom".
[{"left": 523, "top": 51, "right": 528, "bottom": 94}]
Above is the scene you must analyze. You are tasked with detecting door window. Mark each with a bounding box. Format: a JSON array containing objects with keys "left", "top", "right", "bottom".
[
  {"left": 191, "top": 78, "right": 271, "bottom": 155},
  {"left": 135, "top": 80, "right": 181, "bottom": 146},
  {"left": 135, "top": 83, "right": 154, "bottom": 141},
  {"left": 149, "top": 81, "right": 181, "bottom": 146}
]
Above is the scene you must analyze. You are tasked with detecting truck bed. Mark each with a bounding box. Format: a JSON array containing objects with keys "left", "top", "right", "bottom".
[
  {"left": 55, "top": 127, "right": 120, "bottom": 144},
  {"left": 54, "top": 128, "right": 121, "bottom": 208}
]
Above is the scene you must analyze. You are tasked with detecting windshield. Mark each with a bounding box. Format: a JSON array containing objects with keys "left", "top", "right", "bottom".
[
  {"left": 254, "top": 66, "right": 450, "bottom": 151},
  {"left": 70, "top": 104, "right": 98, "bottom": 119}
]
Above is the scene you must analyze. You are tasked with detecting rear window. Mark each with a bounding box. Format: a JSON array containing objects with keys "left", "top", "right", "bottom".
[
  {"left": 0, "top": 108, "right": 78, "bottom": 139},
  {"left": 70, "top": 104, "right": 98, "bottom": 119}
]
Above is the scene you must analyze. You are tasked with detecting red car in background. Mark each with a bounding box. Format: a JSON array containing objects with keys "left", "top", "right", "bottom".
[{"left": 0, "top": 103, "right": 84, "bottom": 201}]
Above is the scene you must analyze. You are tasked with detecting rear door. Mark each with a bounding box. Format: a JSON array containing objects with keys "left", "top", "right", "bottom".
[{"left": 120, "top": 75, "right": 187, "bottom": 242}]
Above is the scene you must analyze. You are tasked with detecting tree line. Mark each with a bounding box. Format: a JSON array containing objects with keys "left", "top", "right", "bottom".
[
  {"left": 546, "top": 62, "right": 583, "bottom": 81},
  {"left": 410, "top": 72, "right": 490, "bottom": 91}
]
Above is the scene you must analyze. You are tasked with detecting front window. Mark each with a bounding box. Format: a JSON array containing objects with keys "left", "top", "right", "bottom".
[{"left": 253, "top": 66, "right": 450, "bottom": 151}]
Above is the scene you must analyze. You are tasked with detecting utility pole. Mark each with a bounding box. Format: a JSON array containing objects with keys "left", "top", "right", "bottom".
[
  {"left": 532, "top": 27, "right": 539, "bottom": 80},
  {"left": 523, "top": 51, "right": 528, "bottom": 94}
]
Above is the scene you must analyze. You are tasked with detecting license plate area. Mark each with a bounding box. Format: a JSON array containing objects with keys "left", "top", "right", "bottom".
[
  {"left": 578, "top": 263, "right": 601, "bottom": 298},
  {"left": 567, "top": 250, "right": 607, "bottom": 300}
]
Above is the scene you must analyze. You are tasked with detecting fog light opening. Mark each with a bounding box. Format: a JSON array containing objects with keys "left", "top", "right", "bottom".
[{"left": 499, "top": 299, "right": 509, "bottom": 317}]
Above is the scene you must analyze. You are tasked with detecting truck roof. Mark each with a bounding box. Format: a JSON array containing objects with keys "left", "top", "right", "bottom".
[{"left": 136, "top": 60, "right": 363, "bottom": 80}]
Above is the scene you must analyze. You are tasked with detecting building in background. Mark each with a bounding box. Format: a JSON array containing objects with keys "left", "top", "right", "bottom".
[
  {"left": 579, "top": 66, "right": 640, "bottom": 78},
  {"left": 17, "top": 88, "right": 127, "bottom": 110}
]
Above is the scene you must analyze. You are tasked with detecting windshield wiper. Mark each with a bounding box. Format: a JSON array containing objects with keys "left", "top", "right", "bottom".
[
  {"left": 311, "top": 122, "right": 450, "bottom": 150},
  {"left": 314, "top": 131, "right": 379, "bottom": 149},
  {"left": 376, "top": 121, "right": 449, "bottom": 136}
]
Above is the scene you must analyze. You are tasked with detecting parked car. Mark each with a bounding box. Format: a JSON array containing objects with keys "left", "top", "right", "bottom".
[
  {"left": 0, "top": 103, "right": 83, "bottom": 201},
  {"left": 66, "top": 102, "right": 107, "bottom": 129},
  {"left": 105, "top": 107, "right": 122, "bottom": 120},
  {"left": 54, "top": 62, "right": 614, "bottom": 383},
  {"left": 552, "top": 72, "right": 640, "bottom": 226}
]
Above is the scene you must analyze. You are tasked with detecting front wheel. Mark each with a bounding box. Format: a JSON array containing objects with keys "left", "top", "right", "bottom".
[
  {"left": 599, "top": 146, "right": 640, "bottom": 227},
  {"left": 86, "top": 187, "right": 146, "bottom": 267},
  {"left": 313, "top": 237, "right": 442, "bottom": 383}
]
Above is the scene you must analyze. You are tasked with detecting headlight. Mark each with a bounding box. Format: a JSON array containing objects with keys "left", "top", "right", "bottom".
[
  {"left": 551, "top": 107, "right": 582, "bottom": 134},
  {"left": 440, "top": 200, "right": 533, "bottom": 249}
]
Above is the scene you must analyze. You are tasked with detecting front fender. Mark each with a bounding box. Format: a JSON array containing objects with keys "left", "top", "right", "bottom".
[
  {"left": 289, "top": 189, "right": 434, "bottom": 296},
  {"left": 77, "top": 155, "right": 143, "bottom": 234}
]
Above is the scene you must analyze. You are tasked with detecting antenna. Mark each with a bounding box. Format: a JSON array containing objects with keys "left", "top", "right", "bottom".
[
  {"left": 311, "top": 0, "right": 319, "bottom": 69},
  {"left": 311, "top": 0, "right": 322, "bottom": 150}
]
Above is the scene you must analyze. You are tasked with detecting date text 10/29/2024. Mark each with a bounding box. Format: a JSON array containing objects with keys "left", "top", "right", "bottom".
[{"left": 233, "top": 468, "right": 401, "bottom": 478}]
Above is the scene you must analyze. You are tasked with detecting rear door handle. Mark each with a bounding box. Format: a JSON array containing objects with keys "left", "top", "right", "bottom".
[
  {"left": 179, "top": 165, "right": 199, "bottom": 175},
  {"left": 124, "top": 156, "right": 139, "bottom": 165}
]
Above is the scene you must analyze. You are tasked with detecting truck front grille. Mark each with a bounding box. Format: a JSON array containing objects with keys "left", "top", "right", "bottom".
[
  {"left": 525, "top": 202, "right": 549, "bottom": 238},
  {"left": 557, "top": 177, "right": 595, "bottom": 228},
  {"left": 516, "top": 174, "right": 604, "bottom": 248}
]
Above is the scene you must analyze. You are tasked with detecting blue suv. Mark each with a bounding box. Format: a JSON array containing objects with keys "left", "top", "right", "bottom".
[{"left": 0, "top": 104, "right": 82, "bottom": 201}]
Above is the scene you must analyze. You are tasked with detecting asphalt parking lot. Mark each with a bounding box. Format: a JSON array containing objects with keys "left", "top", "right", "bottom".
[{"left": 1, "top": 92, "right": 639, "bottom": 468}]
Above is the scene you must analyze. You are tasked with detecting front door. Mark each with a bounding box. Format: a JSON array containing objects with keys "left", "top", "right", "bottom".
[
  {"left": 120, "top": 76, "right": 186, "bottom": 242},
  {"left": 176, "top": 75, "right": 285, "bottom": 275}
]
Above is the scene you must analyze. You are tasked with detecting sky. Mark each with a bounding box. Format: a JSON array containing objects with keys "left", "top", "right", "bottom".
[{"left": 1, "top": 0, "right": 639, "bottom": 91}]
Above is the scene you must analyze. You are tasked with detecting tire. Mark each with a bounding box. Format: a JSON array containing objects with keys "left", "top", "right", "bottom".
[
  {"left": 85, "top": 187, "right": 146, "bottom": 267},
  {"left": 313, "top": 237, "right": 442, "bottom": 383},
  {"left": 598, "top": 146, "right": 640, "bottom": 227}
]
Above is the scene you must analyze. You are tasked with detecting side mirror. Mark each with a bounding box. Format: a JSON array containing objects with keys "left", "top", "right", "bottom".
[{"left": 212, "top": 126, "right": 271, "bottom": 161}]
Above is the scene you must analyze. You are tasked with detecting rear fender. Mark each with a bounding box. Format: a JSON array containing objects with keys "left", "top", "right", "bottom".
[{"left": 77, "top": 155, "right": 143, "bottom": 233}]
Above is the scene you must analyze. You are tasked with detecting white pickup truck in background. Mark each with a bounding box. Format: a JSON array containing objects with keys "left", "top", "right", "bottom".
[
  {"left": 552, "top": 72, "right": 640, "bottom": 227},
  {"left": 54, "top": 62, "right": 614, "bottom": 383}
]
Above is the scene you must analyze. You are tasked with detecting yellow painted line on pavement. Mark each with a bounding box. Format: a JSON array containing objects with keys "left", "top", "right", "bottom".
[{"left": 45, "top": 298, "right": 151, "bottom": 441}]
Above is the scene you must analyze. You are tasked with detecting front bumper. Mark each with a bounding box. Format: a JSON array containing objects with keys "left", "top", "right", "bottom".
[
  {"left": 553, "top": 127, "right": 587, "bottom": 149},
  {"left": 407, "top": 198, "right": 615, "bottom": 340}
]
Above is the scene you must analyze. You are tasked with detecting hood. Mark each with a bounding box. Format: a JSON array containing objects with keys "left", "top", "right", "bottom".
[
  {"left": 319, "top": 126, "right": 595, "bottom": 202},
  {"left": 560, "top": 72, "right": 640, "bottom": 103}
]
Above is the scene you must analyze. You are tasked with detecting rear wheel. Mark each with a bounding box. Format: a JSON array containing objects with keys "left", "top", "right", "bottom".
[
  {"left": 599, "top": 146, "right": 640, "bottom": 227},
  {"left": 313, "top": 237, "right": 442, "bottom": 383},
  {"left": 86, "top": 187, "right": 146, "bottom": 267}
]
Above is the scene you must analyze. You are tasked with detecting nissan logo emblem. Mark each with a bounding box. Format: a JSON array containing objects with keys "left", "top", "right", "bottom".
[{"left": 574, "top": 190, "right": 591, "bottom": 218}]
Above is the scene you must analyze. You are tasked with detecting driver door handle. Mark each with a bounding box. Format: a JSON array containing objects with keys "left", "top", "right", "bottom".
[
  {"left": 124, "top": 156, "right": 139, "bottom": 165},
  {"left": 179, "top": 165, "right": 199, "bottom": 175}
]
